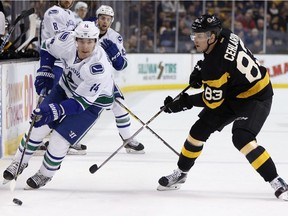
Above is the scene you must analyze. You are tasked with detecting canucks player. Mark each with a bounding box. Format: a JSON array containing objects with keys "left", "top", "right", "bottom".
[
  {"left": 39, "top": 0, "right": 88, "bottom": 154},
  {"left": 157, "top": 14, "right": 288, "bottom": 201},
  {"left": 73, "top": 1, "right": 88, "bottom": 25},
  {"left": 3, "top": 21, "right": 115, "bottom": 188},
  {"left": 95, "top": 5, "right": 145, "bottom": 153}
]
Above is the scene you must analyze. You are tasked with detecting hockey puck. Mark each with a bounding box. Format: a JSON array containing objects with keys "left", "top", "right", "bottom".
[
  {"left": 13, "top": 198, "right": 23, "bottom": 206},
  {"left": 89, "top": 164, "right": 98, "bottom": 174}
]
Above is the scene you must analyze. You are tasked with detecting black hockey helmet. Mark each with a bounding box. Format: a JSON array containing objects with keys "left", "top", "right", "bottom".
[{"left": 191, "top": 14, "right": 222, "bottom": 37}]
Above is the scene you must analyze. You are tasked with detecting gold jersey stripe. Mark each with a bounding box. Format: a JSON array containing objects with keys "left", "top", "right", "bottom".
[
  {"left": 181, "top": 146, "right": 202, "bottom": 158},
  {"left": 251, "top": 150, "right": 270, "bottom": 170},
  {"left": 203, "top": 72, "right": 230, "bottom": 88},
  {"left": 236, "top": 71, "right": 270, "bottom": 98},
  {"left": 203, "top": 97, "right": 224, "bottom": 109},
  {"left": 202, "top": 72, "right": 229, "bottom": 109}
]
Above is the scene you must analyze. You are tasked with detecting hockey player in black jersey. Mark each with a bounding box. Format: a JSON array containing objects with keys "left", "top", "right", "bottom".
[{"left": 157, "top": 14, "right": 288, "bottom": 201}]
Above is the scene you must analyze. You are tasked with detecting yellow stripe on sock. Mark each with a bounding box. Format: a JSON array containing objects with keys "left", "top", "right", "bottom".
[
  {"left": 181, "top": 146, "right": 201, "bottom": 159},
  {"left": 251, "top": 150, "right": 270, "bottom": 170}
]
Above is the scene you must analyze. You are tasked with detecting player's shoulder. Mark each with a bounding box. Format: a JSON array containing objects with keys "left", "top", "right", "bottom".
[
  {"left": 46, "top": 31, "right": 75, "bottom": 50},
  {"left": 45, "top": 5, "right": 62, "bottom": 16},
  {"left": 106, "top": 28, "right": 123, "bottom": 44}
]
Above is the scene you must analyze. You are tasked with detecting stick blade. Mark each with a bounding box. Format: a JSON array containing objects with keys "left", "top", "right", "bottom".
[{"left": 89, "top": 164, "right": 98, "bottom": 174}]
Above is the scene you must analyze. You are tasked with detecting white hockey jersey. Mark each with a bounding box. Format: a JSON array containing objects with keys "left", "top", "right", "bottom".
[
  {"left": 41, "top": 5, "right": 76, "bottom": 43},
  {"left": 43, "top": 31, "right": 115, "bottom": 109}
]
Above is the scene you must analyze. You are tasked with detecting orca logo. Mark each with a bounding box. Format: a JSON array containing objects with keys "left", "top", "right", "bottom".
[
  {"left": 90, "top": 63, "right": 104, "bottom": 75},
  {"left": 48, "top": 10, "right": 59, "bottom": 15},
  {"left": 118, "top": 35, "right": 123, "bottom": 43}
]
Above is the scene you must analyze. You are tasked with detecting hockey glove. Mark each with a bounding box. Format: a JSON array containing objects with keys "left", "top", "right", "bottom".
[
  {"left": 33, "top": 103, "right": 64, "bottom": 128},
  {"left": 162, "top": 93, "right": 193, "bottom": 113},
  {"left": 34, "top": 66, "right": 55, "bottom": 96},
  {"left": 101, "top": 39, "right": 125, "bottom": 70},
  {"left": 189, "top": 60, "right": 203, "bottom": 89}
]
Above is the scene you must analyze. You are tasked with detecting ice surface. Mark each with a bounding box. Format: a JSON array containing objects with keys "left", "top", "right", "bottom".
[{"left": 1, "top": 88, "right": 287, "bottom": 216}]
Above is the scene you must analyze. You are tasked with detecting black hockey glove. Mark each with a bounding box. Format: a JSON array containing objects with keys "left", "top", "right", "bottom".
[
  {"left": 162, "top": 93, "right": 193, "bottom": 113},
  {"left": 189, "top": 60, "right": 203, "bottom": 89}
]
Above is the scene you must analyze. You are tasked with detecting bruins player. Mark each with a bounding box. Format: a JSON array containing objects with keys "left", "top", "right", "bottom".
[{"left": 157, "top": 14, "right": 288, "bottom": 201}]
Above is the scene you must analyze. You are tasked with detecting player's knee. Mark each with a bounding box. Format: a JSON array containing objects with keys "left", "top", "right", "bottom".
[
  {"left": 232, "top": 129, "right": 257, "bottom": 154},
  {"left": 48, "top": 131, "right": 70, "bottom": 157},
  {"left": 187, "top": 134, "right": 203, "bottom": 146}
]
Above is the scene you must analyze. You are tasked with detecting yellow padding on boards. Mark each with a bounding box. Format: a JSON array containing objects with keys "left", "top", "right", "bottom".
[
  {"left": 240, "top": 140, "right": 257, "bottom": 156},
  {"left": 251, "top": 150, "right": 270, "bottom": 170},
  {"left": 181, "top": 146, "right": 202, "bottom": 159}
]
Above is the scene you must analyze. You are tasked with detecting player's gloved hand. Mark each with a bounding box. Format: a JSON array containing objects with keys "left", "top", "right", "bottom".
[
  {"left": 34, "top": 66, "right": 55, "bottom": 96},
  {"left": 189, "top": 60, "right": 203, "bottom": 89},
  {"left": 161, "top": 93, "right": 193, "bottom": 113},
  {"left": 32, "top": 103, "right": 64, "bottom": 128},
  {"left": 101, "top": 39, "right": 120, "bottom": 61},
  {"left": 101, "top": 39, "right": 125, "bottom": 70}
]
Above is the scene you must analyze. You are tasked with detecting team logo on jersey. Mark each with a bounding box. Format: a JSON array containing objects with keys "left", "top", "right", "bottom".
[
  {"left": 118, "top": 35, "right": 123, "bottom": 43},
  {"left": 48, "top": 10, "right": 59, "bottom": 15},
  {"left": 90, "top": 63, "right": 104, "bottom": 75}
]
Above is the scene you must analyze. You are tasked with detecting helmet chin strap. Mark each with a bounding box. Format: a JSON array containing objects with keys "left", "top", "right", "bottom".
[{"left": 203, "top": 36, "right": 217, "bottom": 53}]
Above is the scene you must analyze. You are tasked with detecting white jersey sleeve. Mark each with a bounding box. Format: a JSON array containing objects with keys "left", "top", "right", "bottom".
[
  {"left": 99, "top": 28, "right": 127, "bottom": 60},
  {"left": 41, "top": 5, "right": 76, "bottom": 43}
]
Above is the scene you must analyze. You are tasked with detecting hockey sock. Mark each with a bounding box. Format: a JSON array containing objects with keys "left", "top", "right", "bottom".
[
  {"left": 177, "top": 140, "right": 203, "bottom": 172},
  {"left": 245, "top": 145, "right": 278, "bottom": 182}
]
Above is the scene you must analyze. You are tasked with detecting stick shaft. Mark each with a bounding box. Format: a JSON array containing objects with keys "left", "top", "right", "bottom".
[
  {"left": 0, "top": 8, "right": 34, "bottom": 52},
  {"left": 115, "top": 98, "right": 179, "bottom": 156},
  {"left": 92, "top": 85, "right": 190, "bottom": 172}
]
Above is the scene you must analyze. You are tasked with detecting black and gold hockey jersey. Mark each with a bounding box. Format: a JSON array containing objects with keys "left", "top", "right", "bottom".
[{"left": 199, "top": 28, "right": 273, "bottom": 109}]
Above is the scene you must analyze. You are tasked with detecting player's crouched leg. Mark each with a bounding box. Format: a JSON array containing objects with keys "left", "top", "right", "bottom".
[
  {"left": 233, "top": 129, "right": 288, "bottom": 201},
  {"left": 26, "top": 131, "right": 70, "bottom": 189}
]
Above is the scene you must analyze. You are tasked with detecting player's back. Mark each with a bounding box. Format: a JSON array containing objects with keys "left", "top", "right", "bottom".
[{"left": 41, "top": 5, "right": 76, "bottom": 44}]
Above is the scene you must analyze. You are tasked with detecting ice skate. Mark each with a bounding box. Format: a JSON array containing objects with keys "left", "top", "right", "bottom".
[
  {"left": 157, "top": 168, "right": 187, "bottom": 191},
  {"left": 67, "top": 143, "right": 87, "bottom": 155},
  {"left": 270, "top": 176, "right": 288, "bottom": 201},
  {"left": 124, "top": 139, "right": 145, "bottom": 154},
  {"left": 26, "top": 171, "right": 52, "bottom": 189},
  {"left": 3, "top": 161, "right": 28, "bottom": 184},
  {"left": 34, "top": 141, "right": 87, "bottom": 156}
]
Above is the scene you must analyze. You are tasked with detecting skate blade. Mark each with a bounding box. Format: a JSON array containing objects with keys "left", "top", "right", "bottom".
[
  {"left": 3, "top": 179, "right": 10, "bottom": 185},
  {"left": 125, "top": 149, "right": 145, "bottom": 154},
  {"left": 24, "top": 184, "right": 36, "bottom": 190},
  {"left": 67, "top": 149, "right": 87, "bottom": 155},
  {"left": 157, "top": 184, "right": 181, "bottom": 191},
  {"left": 279, "top": 191, "right": 288, "bottom": 201}
]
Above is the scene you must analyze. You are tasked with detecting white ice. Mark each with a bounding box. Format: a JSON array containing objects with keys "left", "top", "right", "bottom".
[{"left": 0, "top": 88, "right": 288, "bottom": 216}]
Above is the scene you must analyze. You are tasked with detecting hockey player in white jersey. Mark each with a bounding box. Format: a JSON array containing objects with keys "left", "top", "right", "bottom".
[
  {"left": 95, "top": 5, "right": 145, "bottom": 153},
  {"left": 73, "top": 1, "right": 88, "bottom": 25},
  {"left": 39, "top": 0, "right": 87, "bottom": 154},
  {"left": 3, "top": 21, "right": 115, "bottom": 189}
]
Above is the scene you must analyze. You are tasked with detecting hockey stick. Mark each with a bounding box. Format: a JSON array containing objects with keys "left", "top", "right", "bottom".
[
  {"left": 0, "top": 8, "right": 35, "bottom": 53},
  {"left": 9, "top": 89, "right": 45, "bottom": 192},
  {"left": 115, "top": 98, "right": 179, "bottom": 156},
  {"left": 89, "top": 85, "right": 190, "bottom": 174}
]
